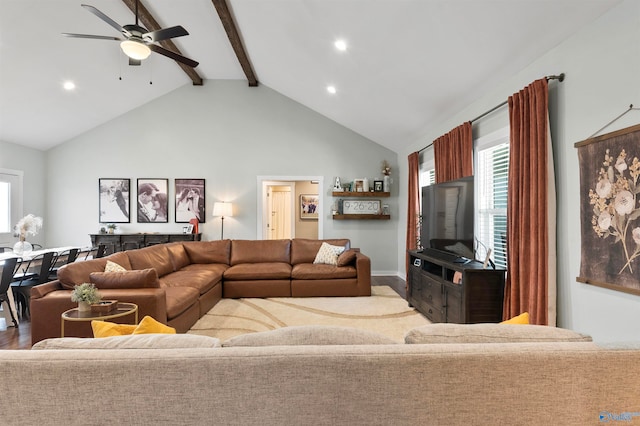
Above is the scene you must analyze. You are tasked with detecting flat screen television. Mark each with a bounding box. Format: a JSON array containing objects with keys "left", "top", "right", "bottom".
[{"left": 420, "top": 175, "right": 475, "bottom": 261}]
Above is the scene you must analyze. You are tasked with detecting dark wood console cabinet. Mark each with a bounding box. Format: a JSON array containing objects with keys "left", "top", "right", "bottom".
[
  {"left": 90, "top": 233, "right": 201, "bottom": 256},
  {"left": 407, "top": 249, "right": 506, "bottom": 323}
]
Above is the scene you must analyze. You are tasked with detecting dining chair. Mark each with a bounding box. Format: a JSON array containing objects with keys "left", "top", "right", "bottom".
[
  {"left": 0, "top": 257, "right": 21, "bottom": 327},
  {"left": 11, "top": 251, "right": 55, "bottom": 319},
  {"left": 48, "top": 248, "right": 79, "bottom": 280},
  {"left": 96, "top": 244, "right": 108, "bottom": 258},
  {"left": 0, "top": 247, "right": 14, "bottom": 253}
]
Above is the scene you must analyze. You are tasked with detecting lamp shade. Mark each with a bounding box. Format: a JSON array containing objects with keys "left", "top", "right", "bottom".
[
  {"left": 213, "top": 202, "right": 233, "bottom": 218},
  {"left": 120, "top": 40, "right": 151, "bottom": 60}
]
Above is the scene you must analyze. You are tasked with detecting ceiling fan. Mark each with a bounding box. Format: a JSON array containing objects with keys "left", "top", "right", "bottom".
[{"left": 63, "top": 1, "right": 199, "bottom": 68}]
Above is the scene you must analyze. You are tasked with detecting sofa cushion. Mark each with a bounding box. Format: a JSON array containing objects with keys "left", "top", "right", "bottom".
[
  {"left": 224, "top": 262, "right": 292, "bottom": 281},
  {"left": 291, "top": 263, "right": 357, "bottom": 280},
  {"left": 57, "top": 252, "right": 132, "bottom": 289},
  {"left": 404, "top": 323, "right": 593, "bottom": 344},
  {"left": 230, "top": 240, "right": 291, "bottom": 265},
  {"left": 291, "top": 239, "right": 351, "bottom": 265},
  {"left": 89, "top": 268, "right": 160, "bottom": 289},
  {"left": 160, "top": 268, "right": 220, "bottom": 295},
  {"left": 223, "top": 325, "right": 399, "bottom": 347},
  {"left": 182, "top": 240, "right": 231, "bottom": 265},
  {"left": 32, "top": 334, "right": 221, "bottom": 349},
  {"left": 166, "top": 242, "right": 191, "bottom": 271},
  {"left": 337, "top": 249, "right": 358, "bottom": 266},
  {"left": 126, "top": 244, "right": 173, "bottom": 277},
  {"left": 164, "top": 286, "right": 199, "bottom": 320},
  {"left": 313, "top": 242, "right": 346, "bottom": 266}
]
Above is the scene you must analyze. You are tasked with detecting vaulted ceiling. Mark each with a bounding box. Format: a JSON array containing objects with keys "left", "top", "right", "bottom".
[{"left": 0, "top": 0, "right": 622, "bottom": 152}]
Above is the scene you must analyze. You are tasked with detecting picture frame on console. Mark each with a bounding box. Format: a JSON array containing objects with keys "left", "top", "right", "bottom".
[
  {"left": 175, "top": 178, "right": 206, "bottom": 223},
  {"left": 98, "top": 178, "right": 130, "bottom": 223},
  {"left": 374, "top": 180, "right": 383, "bottom": 192},
  {"left": 300, "top": 194, "right": 319, "bottom": 220},
  {"left": 137, "top": 178, "right": 168, "bottom": 223}
]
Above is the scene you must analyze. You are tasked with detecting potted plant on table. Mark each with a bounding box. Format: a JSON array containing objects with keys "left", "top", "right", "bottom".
[{"left": 71, "top": 283, "right": 101, "bottom": 312}]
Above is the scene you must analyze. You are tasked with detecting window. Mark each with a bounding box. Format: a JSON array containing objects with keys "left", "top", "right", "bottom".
[
  {"left": 475, "top": 128, "right": 509, "bottom": 269},
  {"left": 0, "top": 169, "right": 23, "bottom": 245}
]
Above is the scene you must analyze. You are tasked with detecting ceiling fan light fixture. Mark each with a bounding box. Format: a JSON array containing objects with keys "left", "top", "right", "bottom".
[{"left": 120, "top": 40, "right": 151, "bottom": 60}]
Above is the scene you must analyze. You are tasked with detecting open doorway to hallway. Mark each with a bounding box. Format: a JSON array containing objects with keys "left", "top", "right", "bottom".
[{"left": 257, "top": 176, "right": 324, "bottom": 240}]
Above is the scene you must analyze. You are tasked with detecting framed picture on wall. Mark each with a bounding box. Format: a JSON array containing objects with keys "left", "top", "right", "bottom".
[
  {"left": 300, "top": 194, "right": 319, "bottom": 220},
  {"left": 98, "top": 178, "right": 130, "bottom": 223},
  {"left": 175, "top": 179, "right": 206, "bottom": 223},
  {"left": 137, "top": 178, "right": 168, "bottom": 223}
]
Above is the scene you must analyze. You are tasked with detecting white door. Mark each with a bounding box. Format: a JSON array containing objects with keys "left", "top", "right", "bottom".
[{"left": 265, "top": 183, "right": 293, "bottom": 240}]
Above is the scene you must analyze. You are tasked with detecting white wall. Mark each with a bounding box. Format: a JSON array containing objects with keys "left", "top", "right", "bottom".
[
  {"left": 0, "top": 140, "right": 47, "bottom": 247},
  {"left": 43, "top": 81, "right": 399, "bottom": 274},
  {"left": 399, "top": 0, "right": 640, "bottom": 342}
]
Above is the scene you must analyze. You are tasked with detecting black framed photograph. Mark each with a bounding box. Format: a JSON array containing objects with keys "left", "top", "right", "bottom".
[
  {"left": 300, "top": 194, "right": 319, "bottom": 220},
  {"left": 137, "top": 178, "right": 168, "bottom": 223},
  {"left": 374, "top": 180, "right": 383, "bottom": 192},
  {"left": 99, "top": 178, "right": 130, "bottom": 223},
  {"left": 175, "top": 179, "right": 206, "bottom": 223}
]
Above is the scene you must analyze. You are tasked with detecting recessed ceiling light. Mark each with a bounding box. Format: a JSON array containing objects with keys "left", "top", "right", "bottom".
[
  {"left": 327, "top": 85, "right": 337, "bottom": 94},
  {"left": 334, "top": 39, "right": 347, "bottom": 52},
  {"left": 63, "top": 81, "right": 76, "bottom": 91}
]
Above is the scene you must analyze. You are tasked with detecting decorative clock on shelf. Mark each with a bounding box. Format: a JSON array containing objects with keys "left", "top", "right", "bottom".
[{"left": 342, "top": 200, "right": 381, "bottom": 215}]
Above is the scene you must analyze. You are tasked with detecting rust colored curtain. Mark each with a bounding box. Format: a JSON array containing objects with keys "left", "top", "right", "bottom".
[
  {"left": 504, "top": 78, "right": 556, "bottom": 326},
  {"left": 433, "top": 122, "right": 473, "bottom": 183},
  {"left": 406, "top": 152, "right": 420, "bottom": 283}
]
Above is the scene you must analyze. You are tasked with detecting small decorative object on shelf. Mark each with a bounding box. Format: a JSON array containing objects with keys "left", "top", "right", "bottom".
[
  {"left": 71, "top": 283, "right": 102, "bottom": 312},
  {"left": 333, "top": 177, "right": 343, "bottom": 191},
  {"left": 13, "top": 213, "right": 43, "bottom": 255},
  {"left": 382, "top": 160, "right": 391, "bottom": 192},
  {"left": 107, "top": 223, "right": 117, "bottom": 234}
]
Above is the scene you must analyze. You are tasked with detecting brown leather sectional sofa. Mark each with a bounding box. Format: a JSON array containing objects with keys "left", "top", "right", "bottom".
[{"left": 30, "top": 238, "right": 371, "bottom": 344}]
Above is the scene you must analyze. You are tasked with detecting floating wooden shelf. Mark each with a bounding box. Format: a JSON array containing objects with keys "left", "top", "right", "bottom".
[
  {"left": 332, "top": 214, "right": 391, "bottom": 220},
  {"left": 332, "top": 191, "right": 390, "bottom": 197}
]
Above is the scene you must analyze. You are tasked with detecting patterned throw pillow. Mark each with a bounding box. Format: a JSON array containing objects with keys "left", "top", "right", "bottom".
[
  {"left": 104, "top": 260, "right": 127, "bottom": 272},
  {"left": 313, "top": 242, "right": 346, "bottom": 266}
]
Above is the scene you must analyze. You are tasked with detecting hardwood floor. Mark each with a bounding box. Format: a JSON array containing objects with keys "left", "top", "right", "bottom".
[{"left": 0, "top": 275, "right": 407, "bottom": 350}]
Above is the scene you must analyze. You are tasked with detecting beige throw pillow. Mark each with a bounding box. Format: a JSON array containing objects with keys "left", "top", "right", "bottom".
[
  {"left": 105, "top": 260, "right": 127, "bottom": 272},
  {"left": 32, "top": 334, "right": 221, "bottom": 350},
  {"left": 404, "top": 323, "right": 593, "bottom": 344},
  {"left": 223, "top": 325, "right": 399, "bottom": 347},
  {"left": 313, "top": 242, "right": 346, "bottom": 266}
]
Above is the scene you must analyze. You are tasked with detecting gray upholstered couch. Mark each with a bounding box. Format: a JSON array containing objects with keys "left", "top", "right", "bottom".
[{"left": 3, "top": 324, "right": 640, "bottom": 425}]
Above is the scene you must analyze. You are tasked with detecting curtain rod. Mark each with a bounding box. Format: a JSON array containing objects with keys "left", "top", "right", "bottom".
[{"left": 418, "top": 73, "right": 565, "bottom": 153}]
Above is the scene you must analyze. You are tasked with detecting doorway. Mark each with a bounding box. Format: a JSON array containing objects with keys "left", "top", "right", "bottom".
[{"left": 257, "top": 176, "right": 324, "bottom": 240}]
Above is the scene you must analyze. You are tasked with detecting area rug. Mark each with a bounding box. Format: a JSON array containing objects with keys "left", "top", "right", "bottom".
[{"left": 187, "top": 286, "right": 430, "bottom": 342}]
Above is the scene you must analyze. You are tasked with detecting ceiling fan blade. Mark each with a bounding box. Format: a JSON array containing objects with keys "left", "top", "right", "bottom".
[
  {"left": 129, "top": 58, "right": 142, "bottom": 66},
  {"left": 62, "top": 33, "right": 121, "bottom": 41},
  {"left": 81, "top": 4, "right": 124, "bottom": 34},
  {"left": 144, "top": 25, "right": 189, "bottom": 43},
  {"left": 149, "top": 44, "right": 199, "bottom": 68}
]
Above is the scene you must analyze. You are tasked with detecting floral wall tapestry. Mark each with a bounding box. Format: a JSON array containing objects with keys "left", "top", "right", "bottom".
[{"left": 575, "top": 123, "right": 640, "bottom": 295}]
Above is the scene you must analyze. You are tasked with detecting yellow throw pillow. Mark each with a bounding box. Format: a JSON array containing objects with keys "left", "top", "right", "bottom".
[
  {"left": 132, "top": 315, "right": 176, "bottom": 335},
  {"left": 91, "top": 320, "right": 137, "bottom": 338},
  {"left": 501, "top": 312, "right": 530, "bottom": 325},
  {"left": 104, "top": 260, "right": 127, "bottom": 273}
]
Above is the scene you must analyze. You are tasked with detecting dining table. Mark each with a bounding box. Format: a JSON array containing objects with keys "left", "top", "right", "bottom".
[{"left": 0, "top": 246, "right": 90, "bottom": 327}]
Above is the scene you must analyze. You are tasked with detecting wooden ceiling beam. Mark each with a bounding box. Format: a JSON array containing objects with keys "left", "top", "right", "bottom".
[
  {"left": 211, "top": 0, "right": 258, "bottom": 87},
  {"left": 121, "top": 0, "right": 203, "bottom": 86}
]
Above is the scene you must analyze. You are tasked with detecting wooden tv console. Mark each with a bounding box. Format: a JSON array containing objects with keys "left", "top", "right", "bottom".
[{"left": 407, "top": 249, "right": 506, "bottom": 323}]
